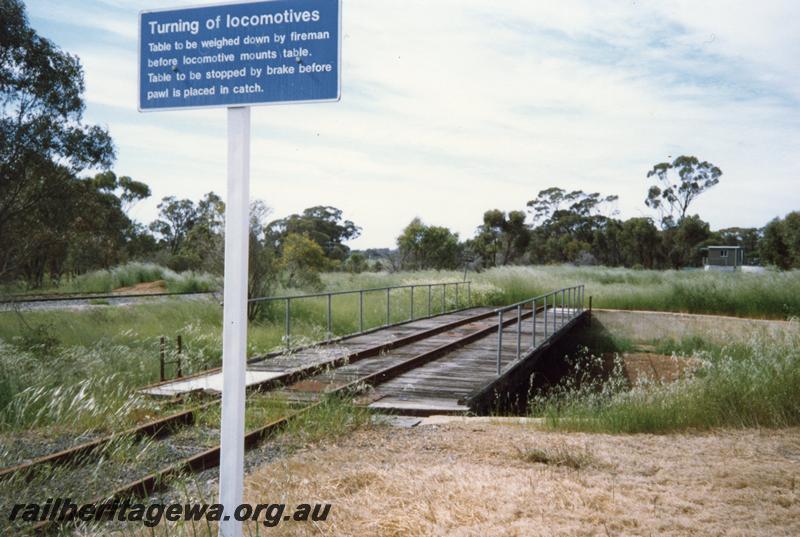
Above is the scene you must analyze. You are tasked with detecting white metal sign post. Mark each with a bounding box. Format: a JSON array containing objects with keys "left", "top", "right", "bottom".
[
  {"left": 219, "top": 105, "right": 250, "bottom": 537},
  {"left": 139, "top": 2, "right": 341, "bottom": 535}
]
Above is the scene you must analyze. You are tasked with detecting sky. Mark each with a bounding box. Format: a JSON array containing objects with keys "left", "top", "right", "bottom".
[{"left": 26, "top": 0, "right": 800, "bottom": 249}]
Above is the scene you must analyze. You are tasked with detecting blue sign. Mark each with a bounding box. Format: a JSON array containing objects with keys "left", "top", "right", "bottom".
[{"left": 139, "top": 0, "right": 340, "bottom": 111}]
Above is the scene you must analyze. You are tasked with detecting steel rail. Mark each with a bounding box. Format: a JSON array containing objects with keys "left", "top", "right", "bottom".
[
  {"left": 1, "top": 307, "right": 497, "bottom": 484},
  {"left": 22, "top": 308, "right": 521, "bottom": 535},
  {"left": 0, "top": 290, "right": 218, "bottom": 305}
]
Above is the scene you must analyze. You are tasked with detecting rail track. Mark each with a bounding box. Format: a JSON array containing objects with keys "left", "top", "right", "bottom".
[
  {"left": 3, "top": 306, "right": 534, "bottom": 535},
  {"left": 0, "top": 290, "right": 219, "bottom": 304}
]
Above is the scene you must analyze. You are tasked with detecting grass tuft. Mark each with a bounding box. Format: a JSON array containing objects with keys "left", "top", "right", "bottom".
[{"left": 519, "top": 443, "right": 596, "bottom": 469}]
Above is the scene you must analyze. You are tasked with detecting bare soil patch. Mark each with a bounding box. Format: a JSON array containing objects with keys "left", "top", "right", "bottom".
[
  {"left": 620, "top": 352, "right": 700, "bottom": 384},
  {"left": 230, "top": 422, "right": 800, "bottom": 536},
  {"left": 112, "top": 280, "right": 167, "bottom": 295}
]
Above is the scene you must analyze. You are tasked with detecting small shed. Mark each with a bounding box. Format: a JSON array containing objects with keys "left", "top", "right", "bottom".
[{"left": 702, "top": 246, "right": 744, "bottom": 271}]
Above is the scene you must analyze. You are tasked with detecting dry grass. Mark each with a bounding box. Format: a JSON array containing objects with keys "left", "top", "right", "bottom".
[
  {"left": 222, "top": 422, "right": 799, "bottom": 536},
  {"left": 518, "top": 442, "right": 597, "bottom": 470},
  {"left": 592, "top": 309, "right": 798, "bottom": 346}
]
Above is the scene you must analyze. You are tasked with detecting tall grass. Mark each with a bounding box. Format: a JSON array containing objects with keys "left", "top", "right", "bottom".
[
  {"left": 531, "top": 328, "right": 800, "bottom": 433},
  {"left": 2, "top": 264, "right": 798, "bottom": 434},
  {"left": 323, "top": 265, "right": 800, "bottom": 319},
  {"left": 0, "top": 290, "right": 441, "bottom": 432}
]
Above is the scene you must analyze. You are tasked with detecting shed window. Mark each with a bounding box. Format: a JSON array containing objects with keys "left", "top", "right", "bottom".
[{"left": 719, "top": 250, "right": 728, "bottom": 257}]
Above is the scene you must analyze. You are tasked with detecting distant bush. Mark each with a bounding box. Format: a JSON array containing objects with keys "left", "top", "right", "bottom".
[
  {"left": 165, "top": 271, "right": 219, "bottom": 294},
  {"left": 62, "top": 263, "right": 219, "bottom": 294}
]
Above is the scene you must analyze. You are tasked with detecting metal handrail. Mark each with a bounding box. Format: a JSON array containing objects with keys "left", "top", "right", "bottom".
[
  {"left": 494, "top": 285, "right": 585, "bottom": 376},
  {"left": 249, "top": 281, "right": 472, "bottom": 351}
]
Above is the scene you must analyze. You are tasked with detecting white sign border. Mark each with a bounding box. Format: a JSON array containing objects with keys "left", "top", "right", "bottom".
[{"left": 137, "top": 0, "right": 342, "bottom": 113}]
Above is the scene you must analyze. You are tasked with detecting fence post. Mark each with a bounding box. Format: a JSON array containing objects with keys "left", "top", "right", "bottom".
[
  {"left": 561, "top": 289, "right": 566, "bottom": 327},
  {"left": 467, "top": 282, "right": 471, "bottom": 307},
  {"left": 441, "top": 284, "right": 446, "bottom": 313},
  {"left": 428, "top": 284, "right": 432, "bottom": 317},
  {"left": 285, "top": 298, "right": 291, "bottom": 351},
  {"left": 455, "top": 283, "right": 459, "bottom": 309},
  {"left": 359, "top": 290, "right": 364, "bottom": 332},
  {"left": 515, "top": 304, "right": 521, "bottom": 360},
  {"left": 410, "top": 286, "right": 414, "bottom": 321},
  {"left": 176, "top": 334, "right": 183, "bottom": 378},
  {"left": 159, "top": 336, "right": 166, "bottom": 382},
  {"left": 496, "top": 310, "right": 503, "bottom": 376},
  {"left": 532, "top": 298, "right": 536, "bottom": 349},
  {"left": 327, "top": 293, "right": 332, "bottom": 340},
  {"left": 386, "top": 287, "right": 390, "bottom": 326}
]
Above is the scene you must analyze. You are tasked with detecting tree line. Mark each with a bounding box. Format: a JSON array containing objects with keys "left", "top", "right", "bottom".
[{"left": 392, "top": 159, "right": 798, "bottom": 271}]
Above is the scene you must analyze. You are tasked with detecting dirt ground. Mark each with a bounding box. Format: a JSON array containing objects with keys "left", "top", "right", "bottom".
[
  {"left": 619, "top": 352, "right": 700, "bottom": 385},
  {"left": 236, "top": 421, "right": 799, "bottom": 537},
  {"left": 112, "top": 280, "right": 167, "bottom": 294}
]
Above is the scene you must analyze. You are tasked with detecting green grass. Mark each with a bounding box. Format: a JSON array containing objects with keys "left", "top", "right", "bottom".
[
  {"left": 2, "top": 264, "right": 799, "bottom": 435},
  {"left": 0, "top": 281, "right": 459, "bottom": 432},
  {"left": 530, "top": 328, "right": 800, "bottom": 433}
]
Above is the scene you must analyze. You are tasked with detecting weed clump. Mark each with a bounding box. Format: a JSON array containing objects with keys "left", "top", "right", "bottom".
[
  {"left": 519, "top": 443, "right": 597, "bottom": 469},
  {"left": 530, "top": 328, "right": 800, "bottom": 433}
]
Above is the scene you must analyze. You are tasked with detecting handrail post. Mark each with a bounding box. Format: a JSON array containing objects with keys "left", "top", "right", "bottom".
[
  {"left": 326, "top": 293, "right": 332, "bottom": 341},
  {"left": 441, "top": 283, "right": 445, "bottom": 313},
  {"left": 553, "top": 289, "right": 564, "bottom": 326},
  {"left": 456, "top": 283, "right": 460, "bottom": 309},
  {"left": 386, "top": 287, "right": 390, "bottom": 326},
  {"left": 515, "top": 304, "right": 521, "bottom": 360},
  {"left": 428, "top": 284, "right": 432, "bottom": 317},
  {"left": 285, "top": 298, "right": 291, "bottom": 351},
  {"left": 569, "top": 287, "right": 575, "bottom": 319},
  {"left": 467, "top": 281, "right": 471, "bottom": 307},
  {"left": 410, "top": 286, "right": 414, "bottom": 321},
  {"left": 543, "top": 294, "right": 548, "bottom": 339},
  {"left": 561, "top": 289, "right": 566, "bottom": 327},
  {"left": 568, "top": 287, "right": 572, "bottom": 317},
  {"left": 359, "top": 290, "right": 364, "bottom": 332},
  {"left": 496, "top": 310, "right": 503, "bottom": 376}
]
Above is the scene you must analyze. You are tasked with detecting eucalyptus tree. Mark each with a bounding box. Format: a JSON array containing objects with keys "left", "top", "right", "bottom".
[
  {"left": 0, "top": 0, "right": 115, "bottom": 283},
  {"left": 645, "top": 156, "right": 721, "bottom": 228}
]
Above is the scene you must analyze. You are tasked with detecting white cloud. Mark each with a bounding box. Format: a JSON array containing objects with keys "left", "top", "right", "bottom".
[{"left": 26, "top": 0, "right": 800, "bottom": 248}]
